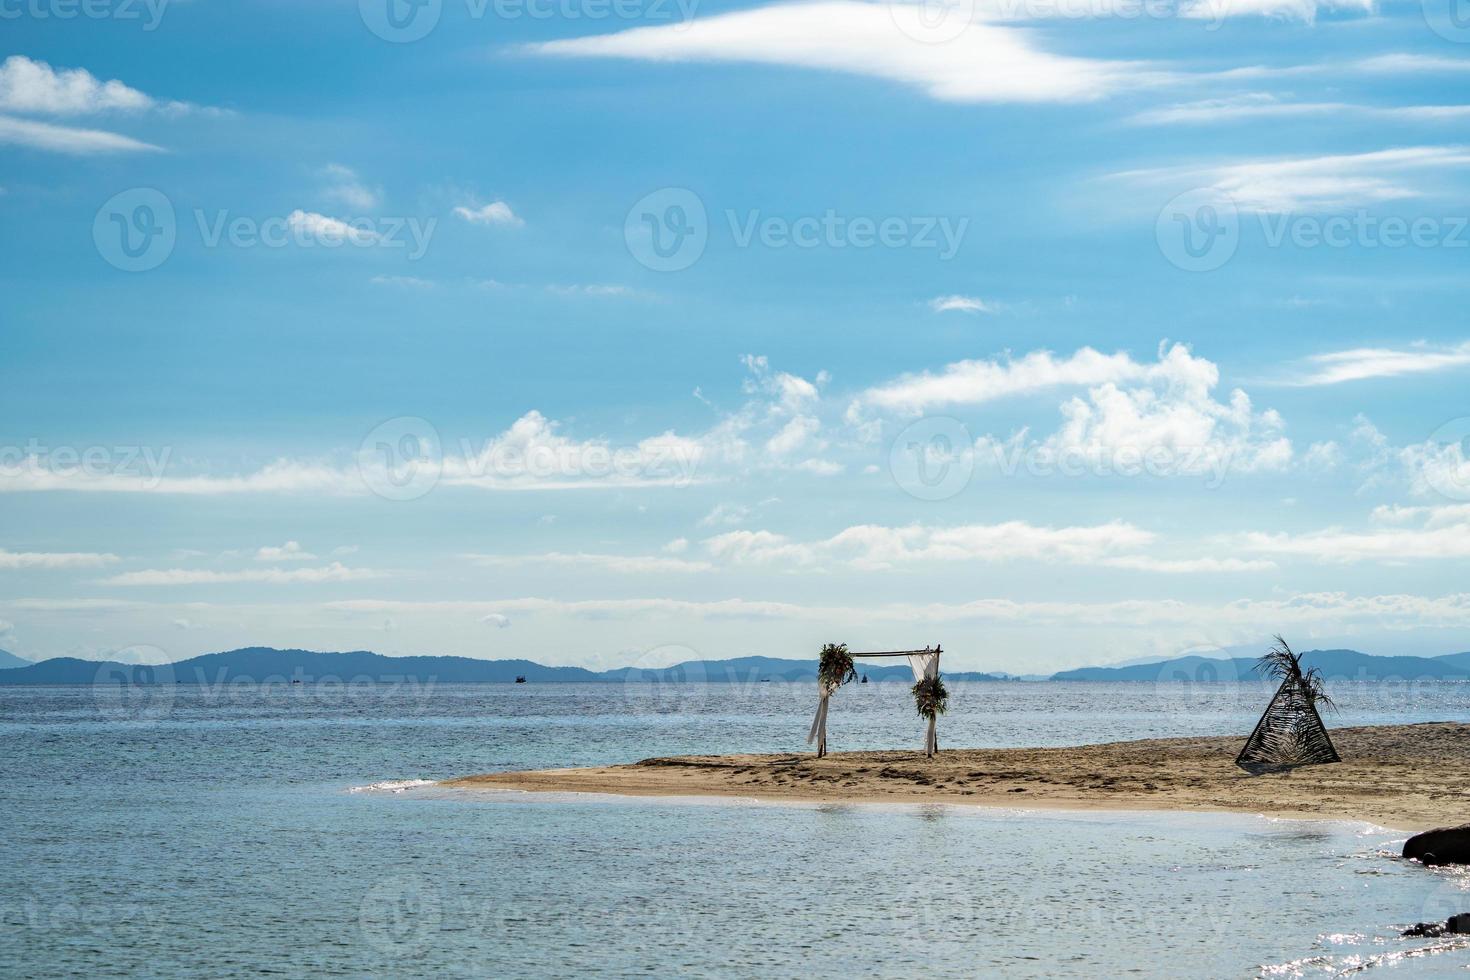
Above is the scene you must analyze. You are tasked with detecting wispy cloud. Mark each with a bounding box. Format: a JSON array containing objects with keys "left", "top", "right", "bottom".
[
  {"left": 528, "top": 1, "right": 1148, "bottom": 104},
  {"left": 1114, "top": 146, "right": 1470, "bottom": 212},
  {"left": 465, "top": 552, "right": 714, "bottom": 574},
  {"left": 1129, "top": 95, "right": 1470, "bottom": 126},
  {"left": 0, "top": 114, "right": 162, "bottom": 154},
  {"left": 101, "top": 563, "right": 383, "bottom": 586},
  {"left": 320, "top": 164, "right": 381, "bottom": 211},
  {"left": 1287, "top": 342, "right": 1470, "bottom": 386},
  {"left": 0, "top": 548, "right": 120, "bottom": 569},
  {"left": 929, "top": 294, "right": 996, "bottom": 314}
]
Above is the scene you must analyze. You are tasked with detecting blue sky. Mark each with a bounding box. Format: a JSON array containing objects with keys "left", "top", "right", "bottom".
[{"left": 1, "top": 0, "right": 1468, "bottom": 672}]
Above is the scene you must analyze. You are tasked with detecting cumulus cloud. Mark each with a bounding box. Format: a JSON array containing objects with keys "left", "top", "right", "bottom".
[
  {"left": 287, "top": 210, "right": 380, "bottom": 245},
  {"left": 0, "top": 56, "right": 156, "bottom": 115},
  {"left": 255, "top": 541, "right": 316, "bottom": 562},
  {"left": 480, "top": 613, "right": 512, "bottom": 628},
  {"left": 528, "top": 1, "right": 1147, "bottom": 104},
  {"left": 453, "top": 201, "right": 523, "bottom": 227}
]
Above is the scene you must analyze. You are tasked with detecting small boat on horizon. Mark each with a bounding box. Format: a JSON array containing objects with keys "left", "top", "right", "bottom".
[{"left": 515, "top": 675, "right": 527, "bottom": 684}]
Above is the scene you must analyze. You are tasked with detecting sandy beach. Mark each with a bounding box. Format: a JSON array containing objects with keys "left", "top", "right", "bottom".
[{"left": 446, "top": 722, "right": 1470, "bottom": 831}]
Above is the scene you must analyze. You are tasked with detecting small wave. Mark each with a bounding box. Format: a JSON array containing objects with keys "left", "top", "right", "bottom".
[{"left": 349, "top": 779, "right": 436, "bottom": 794}]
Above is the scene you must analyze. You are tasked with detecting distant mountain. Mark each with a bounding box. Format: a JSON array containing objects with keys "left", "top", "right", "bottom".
[
  {"left": 1051, "top": 649, "right": 1470, "bottom": 682},
  {"left": 0, "top": 649, "right": 31, "bottom": 670},
  {"left": 0, "top": 647, "right": 1008, "bottom": 686}
]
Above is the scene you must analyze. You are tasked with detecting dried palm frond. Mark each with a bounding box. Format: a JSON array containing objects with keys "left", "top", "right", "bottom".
[
  {"left": 817, "top": 643, "right": 856, "bottom": 692},
  {"left": 1253, "top": 635, "right": 1336, "bottom": 711},
  {"left": 912, "top": 676, "right": 949, "bottom": 721}
]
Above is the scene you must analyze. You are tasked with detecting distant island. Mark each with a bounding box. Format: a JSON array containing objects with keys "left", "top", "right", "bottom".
[
  {"left": 1052, "top": 648, "right": 1470, "bottom": 683},
  {"left": 1, "top": 645, "right": 1468, "bottom": 686},
  {"left": 0, "top": 648, "right": 32, "bottom": 670},
  {"left": 0, "top": 647, "right": 1010, "bottom": 686}
]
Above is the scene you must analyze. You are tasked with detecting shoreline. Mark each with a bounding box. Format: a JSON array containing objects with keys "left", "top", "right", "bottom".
[{"left": 444, "top": 722, "right": 1470, "bottom": 832}]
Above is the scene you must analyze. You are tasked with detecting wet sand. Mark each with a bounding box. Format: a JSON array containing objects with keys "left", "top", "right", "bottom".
[{"left": 445, "top": 722, "right": 1470, "bottom": 831}]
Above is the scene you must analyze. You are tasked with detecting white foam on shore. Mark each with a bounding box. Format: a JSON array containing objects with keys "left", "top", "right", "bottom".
[{"left": 349, "top": 779, "right": 436, "bottom": 794}]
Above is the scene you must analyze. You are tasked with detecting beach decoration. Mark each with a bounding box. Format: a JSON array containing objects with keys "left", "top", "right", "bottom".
[
  {"left": 807, "top": 644, "right": 944, "bottom": 758},
  {"left": 1236, "top": 636, "right": 1340, "bottom": 767},
  {"left": 912, "top": 674, "right": 948, "bottom": 757}
]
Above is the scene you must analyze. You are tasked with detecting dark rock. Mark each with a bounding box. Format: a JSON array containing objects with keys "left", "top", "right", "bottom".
[
  {"left": 1403, "top": 824, "right": 1470, "bottom": 865},
  {"left": 1402, "top": 914, "right": 1470, "bottom": 938}
]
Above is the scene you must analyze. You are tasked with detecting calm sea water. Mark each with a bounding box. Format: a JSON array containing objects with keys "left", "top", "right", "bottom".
[{"left": 2, "top": 680, "right": 1469, "bottom": 978}]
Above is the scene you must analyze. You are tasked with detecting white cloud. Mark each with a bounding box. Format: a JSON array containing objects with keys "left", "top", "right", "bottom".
[
  {"left": 0, "top": 548, "right": 120, "bottom": 569},
  {"left": 664, "top": 537, "right": 690, "bottom": 553},
  {"left": 1178, "top": 0, "right": 1370, "bottom": 22},
  {"left": 699, "top": 503, "right": 750, "bottom": 527},
  {"left": 1288, "top": 342, "right": 1470, "bottom": 386},
  {"left": 864, "top": 342, "right": 1194, "bottom": 413},
  {"left": 0, "top": 56, "right": 154, "bottom": 114},
  {"left": 255, "top": 541, "right": 317, "bottom": 562},
  {"left": 1241, "top": 522, "right": 1470, "bottom": 564},
  {"left": 325, "top": 589, "right": 1470, "bottom": 631},
  {"left": 287, "top": 210, "right": 380, "bottom": 245},
  {"left": 1129, "top": 95, "right": 1470, "bottom": 126},
  {"left": 545, "top": 284, "right": 642, "bottom": 298},
  {"left": 1115, "top": 146, "right": 1470, "bottom": 212},
  {"left": 930, "top": 294, "right": 996, "bottom": 315},
  {"left": 0, "top": 618, "right": 12, "bottom": 637},
  {"left": 480, "top": 613, "right": 512, "bottom": 628},
  {"left": 0, "top": 114, "right": 162, "bottom": 154},
  {"left": 370, "top": 275, "right": 436, "bottom": 288},
  {"left": 528, "top": 1, "right": 1146, "bottom": 104},
  {"left": 700, "top": 520, "right": 1261, "bottom": 572},
  {"left": 321, "top": 164, "right": 380, "bottom": 211},
  {"left": 102, "top": 563, "right": 382, "bottom": 586},
  {"left": 453, "top": 201, "right": 523, "bottom": 227},
  {"left": 467, "top": 552, "right": 714, "bottom": 574}
]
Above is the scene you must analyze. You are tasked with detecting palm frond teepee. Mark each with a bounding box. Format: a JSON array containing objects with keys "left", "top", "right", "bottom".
[{"left": 1236, "top": 636, "right": 1340, "bottom": 767}]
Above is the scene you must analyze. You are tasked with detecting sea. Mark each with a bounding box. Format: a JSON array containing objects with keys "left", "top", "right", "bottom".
[{"left": 2, "top": 678, "right": 1468, "bottom": 978}]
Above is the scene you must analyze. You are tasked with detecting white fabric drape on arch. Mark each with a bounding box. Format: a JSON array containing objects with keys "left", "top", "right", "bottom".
[
  {"left": 806, "top": 681, "right": 838, "bottom": 755},
  {"left": 907, "top": 650, "right": 940, "bottom": 757}
]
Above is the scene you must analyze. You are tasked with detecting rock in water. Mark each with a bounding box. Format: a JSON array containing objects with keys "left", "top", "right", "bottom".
[
  {"left": 1403, "top": 825, "right": 1470, "bottom": 865},
  {"left": 1402, "top": 914, "right": 1470, "bottom": 938}
]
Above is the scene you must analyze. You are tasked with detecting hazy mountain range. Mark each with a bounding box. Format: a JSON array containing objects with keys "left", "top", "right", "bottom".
[
  {"left": 1052, "top": 649, "right": 1470, "bottom": 682},
  {"left": 1, "top": 646, "right": 1467, "bottom": 685},
  {"left": 0, "top": 648, "right": 1009, "bottom": 686}
]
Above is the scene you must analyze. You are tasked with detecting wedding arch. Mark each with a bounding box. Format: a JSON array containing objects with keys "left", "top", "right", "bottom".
[{"left": 806, "top": 643, "right": 946, "bottom": 759}]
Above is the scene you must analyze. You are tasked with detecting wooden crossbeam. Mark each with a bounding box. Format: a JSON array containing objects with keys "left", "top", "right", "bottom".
[{"left": 848, "top": 646, "right": 942, "bottom": 659}]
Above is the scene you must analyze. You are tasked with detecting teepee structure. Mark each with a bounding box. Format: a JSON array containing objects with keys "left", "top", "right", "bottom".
[{"left": 1236, "top": 636, "right": 1340, "bottom": 767}]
